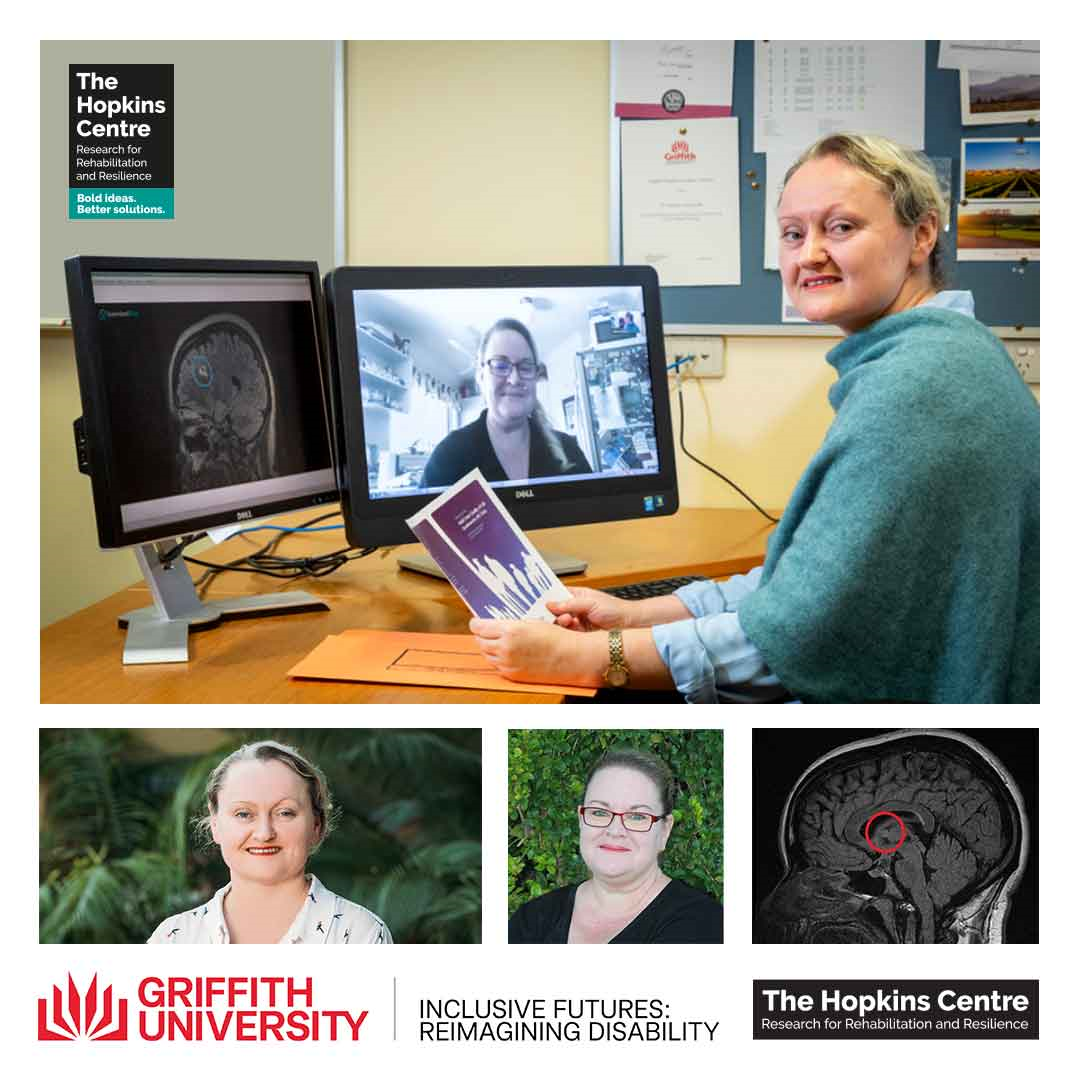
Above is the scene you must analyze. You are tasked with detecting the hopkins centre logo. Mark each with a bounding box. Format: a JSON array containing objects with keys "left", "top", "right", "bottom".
[{"left": 38, "top": 975, "right": 129, "bottom": 1041}]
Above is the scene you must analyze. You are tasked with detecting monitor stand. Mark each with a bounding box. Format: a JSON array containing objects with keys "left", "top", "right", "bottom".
[
  {"left": 397, "top": 550, "right": 587, "bottom": 580},
  {"left": 118, "top": 541, "right": 329, "bottom": 665}
]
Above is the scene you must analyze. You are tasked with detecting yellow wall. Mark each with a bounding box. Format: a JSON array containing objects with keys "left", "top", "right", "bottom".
[
  {"left": 346, "top": 41, "right": 610, "bottom": 266},
  {"left": 346, "top": 41, "right": 841, "bottom": 513},
  {"left": 667, "top": 338, "right": 839, "bottom": 510}
]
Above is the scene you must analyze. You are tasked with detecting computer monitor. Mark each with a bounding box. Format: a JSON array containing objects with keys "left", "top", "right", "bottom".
[
  {"left": 65, "top": 256, "right": 338, "bottom": 662},
  {"left": 323, "top": 266, "right": 677, "bottom": 574}
]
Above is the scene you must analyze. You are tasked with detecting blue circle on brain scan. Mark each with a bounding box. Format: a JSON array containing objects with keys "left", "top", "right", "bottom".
[{"left": 190, "top": 355, "right": 214, "bottom": 389}]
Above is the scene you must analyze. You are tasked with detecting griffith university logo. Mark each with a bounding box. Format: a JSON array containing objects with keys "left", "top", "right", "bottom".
[
  {"left": 664, "top": 137, "right": 697, "bottom": 162},
  {"left": 39, "top": 974, "right": 367, "bottom": 1042},
  {"left": 38, "top": 974, "right": 129, "bottom": 1041}
]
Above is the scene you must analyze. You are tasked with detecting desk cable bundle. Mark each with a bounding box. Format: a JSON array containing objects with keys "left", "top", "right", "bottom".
[{"left": 156, "top": 512, "right": 378, "bottom": 592}]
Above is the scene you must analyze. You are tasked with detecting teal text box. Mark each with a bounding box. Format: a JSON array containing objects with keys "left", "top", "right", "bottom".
[{"left": 69, "top": 188, "right": 174, "bottom": 220}]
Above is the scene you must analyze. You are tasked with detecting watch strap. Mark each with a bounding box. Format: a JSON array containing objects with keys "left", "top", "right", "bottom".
[{"left": 603, "top": 629, "right": 631, "bottom": 688}]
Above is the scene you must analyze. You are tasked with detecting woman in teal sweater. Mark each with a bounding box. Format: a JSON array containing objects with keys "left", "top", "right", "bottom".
[{"left": 470, "top": 133, "right": 1039, "bottom": 703}]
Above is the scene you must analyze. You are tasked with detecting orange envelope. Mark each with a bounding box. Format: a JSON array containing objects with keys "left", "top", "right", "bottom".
[{"left": 288, "top": 628, "right": 597, "bottom": 697}]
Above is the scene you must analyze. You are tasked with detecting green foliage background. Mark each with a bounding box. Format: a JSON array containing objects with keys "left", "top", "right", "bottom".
[
  {"left": 40, "top": 728, "right": 481, "bottom": 944},
  {"left": 508, "top": 729, "right": 723, "bottom": 916}
]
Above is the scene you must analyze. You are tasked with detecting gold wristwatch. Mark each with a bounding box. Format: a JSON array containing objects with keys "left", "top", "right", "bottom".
[{"left": 603, "top": 629, "right": 631, "bottom": 688}]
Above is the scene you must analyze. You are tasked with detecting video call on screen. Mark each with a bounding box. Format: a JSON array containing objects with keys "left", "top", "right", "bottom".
[{"left": 351, "top": 285, "right": 662, "bottom": 498}]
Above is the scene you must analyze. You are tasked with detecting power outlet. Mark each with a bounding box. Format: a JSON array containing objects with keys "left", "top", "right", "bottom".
[
  {"left": 663, "top": 335, "right": 726, "bottom": 379},
  {"left": 1003, "top": 340, "right": 1040, "bottom": 384}
]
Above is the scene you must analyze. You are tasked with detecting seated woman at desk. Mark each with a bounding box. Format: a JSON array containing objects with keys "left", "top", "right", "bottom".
[
  {"left": 420, "top": 317, "right": 591, "bottom": 489},
  {"left": 148, "top": 740, "right": 392, "bottom": 944},
  {"left": 471, "top": 133, "right": 1039, "bottom": 703},
  {"left": 509, "top": 748, "right": 723, "bottom": 943}
]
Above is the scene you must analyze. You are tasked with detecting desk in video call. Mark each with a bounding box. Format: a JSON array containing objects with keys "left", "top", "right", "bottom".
[{"left": 40, "top": 507, "right": 775, "bottom": 704}]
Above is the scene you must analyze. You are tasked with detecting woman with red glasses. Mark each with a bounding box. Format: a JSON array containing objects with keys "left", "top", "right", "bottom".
[{"left": 509, "top": 748, "right": 722, "bottom": 943}]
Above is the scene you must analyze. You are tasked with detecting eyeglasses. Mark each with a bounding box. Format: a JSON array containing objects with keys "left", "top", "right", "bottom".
[
  {"left": 579, "top": 805, "right": 665, "bottom": 832},
  {"left": 484, "top": 357, "right": 539, "bottom": 380}
]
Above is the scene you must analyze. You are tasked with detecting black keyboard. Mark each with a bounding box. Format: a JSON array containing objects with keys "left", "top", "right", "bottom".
[{"left": 601, "top": 575, "right": 708, "bottom": 600}]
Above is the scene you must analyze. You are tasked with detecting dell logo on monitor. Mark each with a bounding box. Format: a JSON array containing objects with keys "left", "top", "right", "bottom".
[
  {"left": 515, "top": 489, "right": 535, "bottom": 499},
  {"left": 236, "top": 510, "right": 253, "bottom": 520}
]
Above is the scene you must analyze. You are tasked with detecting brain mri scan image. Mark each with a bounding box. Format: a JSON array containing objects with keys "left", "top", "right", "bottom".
[
  {"left": 754, "top": 730, "right": 1035, "bottom": 944},
  {"left": 169, "top": 314, "right": 277, "bottom": 491}
]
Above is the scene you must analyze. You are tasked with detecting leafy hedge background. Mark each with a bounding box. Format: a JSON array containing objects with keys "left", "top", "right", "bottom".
[
  {"left": 508, "top": 729, "right": 723, "bottom": 916},
  {"left": 40, "top": 728, "right": 481, "bottom": 944}
]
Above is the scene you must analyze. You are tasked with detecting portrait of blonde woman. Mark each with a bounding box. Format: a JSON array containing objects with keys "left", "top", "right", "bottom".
[
  {"left": 149, "top": 740, "right": 391, "bottom": 945},
  {"left": 40, "top": 729, "right": 481, "bottom": 945},
  {"left": 472, "top": 134, "right": 1038, "bottom": 704}
]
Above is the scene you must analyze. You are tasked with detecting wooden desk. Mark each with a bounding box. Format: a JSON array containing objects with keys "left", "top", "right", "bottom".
[{"left": 40, "top": 507, "right": 774, "bottom": 704}]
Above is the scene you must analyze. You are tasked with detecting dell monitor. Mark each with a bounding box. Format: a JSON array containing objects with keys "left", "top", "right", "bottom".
[
  {"left": 323, "top": 265, "right": 677, "bottom": 573},
  {"left": 65, "top": 256, "right": 338, "bottom": 663}
]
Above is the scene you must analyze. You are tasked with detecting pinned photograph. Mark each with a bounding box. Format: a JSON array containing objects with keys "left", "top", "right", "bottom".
[
  {"left": 961, "top": 71, "right": 1039, "bottom": 126},
  {"left": 962, "top": 138, "right": 1039, "bottom": 201},
  {"left": 957, "top": 202, "right": 1039, "bottom": 261}
]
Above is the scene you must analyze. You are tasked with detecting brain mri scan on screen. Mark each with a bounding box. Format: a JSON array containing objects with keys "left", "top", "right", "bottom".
[{"left": 170, "top": 314, "right": 278, "bottom": 492}]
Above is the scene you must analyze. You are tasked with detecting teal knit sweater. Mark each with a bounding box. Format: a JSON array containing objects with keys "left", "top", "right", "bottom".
[{"left": 738, "top": 307, "right": 1039, "bottom": 703}]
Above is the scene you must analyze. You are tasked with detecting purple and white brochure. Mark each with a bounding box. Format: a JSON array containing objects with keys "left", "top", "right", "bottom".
[{"left": 406, "top": 469, "right": 571, "bottom": 621}]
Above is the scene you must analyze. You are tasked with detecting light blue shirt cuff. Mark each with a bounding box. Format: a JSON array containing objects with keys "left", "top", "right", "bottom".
[
  {"left": 674, "top": 566, "right": 765, "bottom": 617},
  {"left": 652, "top": 607, "right": 780, "bottom": 704}
]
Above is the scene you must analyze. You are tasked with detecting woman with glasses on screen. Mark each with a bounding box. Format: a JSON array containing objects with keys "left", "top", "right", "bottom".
[
  {"left": 420, "top": 317, "right": 591, "bottom": 489},
  {"left": 148, "top": 740, "right": 392, "bottom": 945},
  {"left": 509, "top": 748, "right": 723, "bottom": 944}
]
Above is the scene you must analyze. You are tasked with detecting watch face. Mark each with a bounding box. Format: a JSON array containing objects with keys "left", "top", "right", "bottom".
[
  {"left": 662, "top": 89, "right": 685, "bottom": 113},
  {"left": 606, "top": 666, "right": 630, "bottom": 688}
]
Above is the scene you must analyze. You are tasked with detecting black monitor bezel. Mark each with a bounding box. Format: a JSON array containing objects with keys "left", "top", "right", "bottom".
[
  {"left": 324, "top": 264, "right": 678, "bottom": 549},
  {"left": 65, "top": 255, "right": 339, "bottom": 549}
]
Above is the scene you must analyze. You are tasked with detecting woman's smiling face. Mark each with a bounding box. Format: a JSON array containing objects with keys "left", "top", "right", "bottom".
[
  {"left": 479, "top": 328, "right": 538, "bottom": 429},
  {"left": 210, "top": 758, "right": 319, "bottom": 886},
  {"left": 579, "top": 765, "right": 672, "bottom": 884},
  {"left": 778, "top": 155, "right": 936, "bottom": 335}
]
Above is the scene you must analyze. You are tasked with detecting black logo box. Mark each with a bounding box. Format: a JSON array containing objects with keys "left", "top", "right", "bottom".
[
  {"left": 754, "top": 980, "right": 1038, "bottom": 1040},
  {"left": 69, "top": 64, "right": 174, "bottom": 187}
]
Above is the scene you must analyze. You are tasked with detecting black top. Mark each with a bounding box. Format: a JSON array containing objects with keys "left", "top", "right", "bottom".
[
  {"left": 421, "top": 410, "right": 592, "bottom": 490},
  {"left": 509, "top": 878, "right": 723, "bottom": 944}
]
